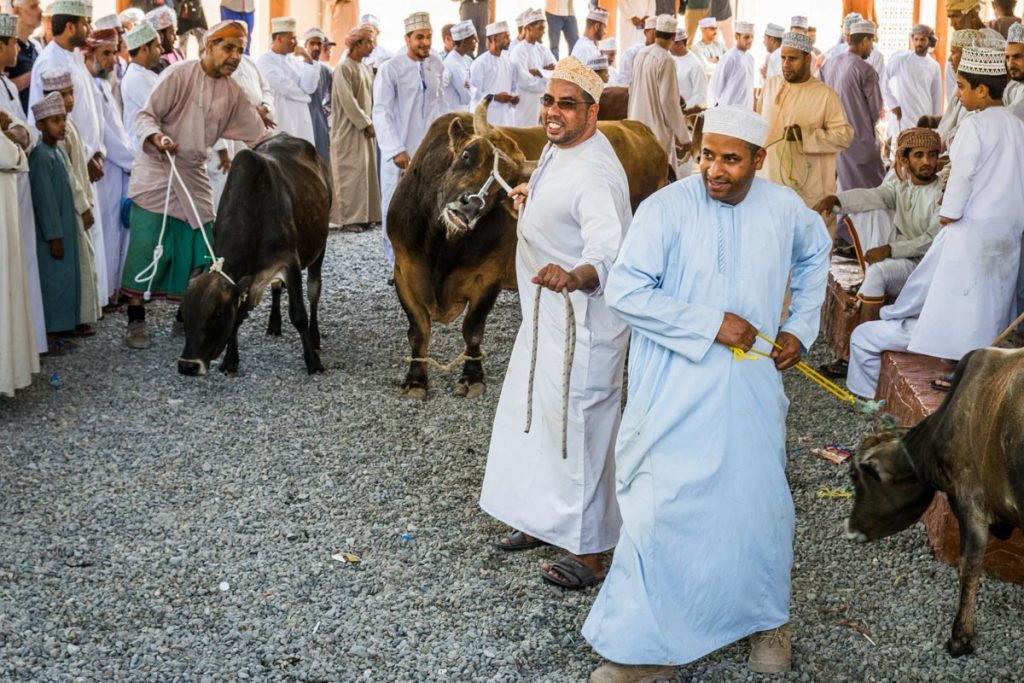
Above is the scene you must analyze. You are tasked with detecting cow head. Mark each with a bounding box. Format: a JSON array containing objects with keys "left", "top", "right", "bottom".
[
  {"left": 845, "top": 430, "right": 935, "bottom": 542},
  {"left": 438, "top": 98, "right": 536, "bottom": 239},
  {"left": 177, "top": 271, "right": 252, "bottom": 376}
]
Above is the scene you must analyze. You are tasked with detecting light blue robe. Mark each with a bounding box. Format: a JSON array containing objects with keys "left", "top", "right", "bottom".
[{"left": 582, "top": 175, "right": 830, "bottom": 665}]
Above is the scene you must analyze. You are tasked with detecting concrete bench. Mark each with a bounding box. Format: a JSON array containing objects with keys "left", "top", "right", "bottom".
[{"left": 876, "top": 351, "right": 1024, "bottom": 584}]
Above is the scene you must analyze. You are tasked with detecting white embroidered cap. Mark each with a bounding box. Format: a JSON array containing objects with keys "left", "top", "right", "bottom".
[
  {"left": 958, "top": 45, "right": 1007, "bottom": 75},
  {"left": 118, "top": 7, "right": 145, "bottom": 27},
  {"left": 1009, "top": 22, "right": 1024, "bottom": 45},
  {"left": 93, "top": 13, "right": 120, "bottom": 31},
  {"left": 599, "top": 38, "right": 617, "bottom": 51},
  {"left": 124, "top": 20, "right": 158, "bottom": 50},
  {"left": 270, "top": 17, "right": 297, "bottom": 34},
  {"left": 0, "top": 13, "right": 16, "bottom": 38},
  {"left": 359, "top": 14, "right": 380, "bottom": 29},
  {"left": 31, "top": 91, "right": 66, "bottom": 120},
  {"left": 655, "top": 14, "right": 677, "bottom": 33},
  {"left": 674, "top": 28, "right": 687, "bottom": 42},
  {"left": 551, "top": 55, "right": 604, "bottom": 101},
  {"left": 765, "top": 23, "right": 785, "bottom": 39},
  {"left": 850, "top": 20, "right": 876, "bottom": 36},
  {"left": 146, "top": 6, "right": 176, "bottom": 31},
  {"left": 51, "top": 0, "right": 89, "bottom": 18},
  {"left": 303, "top": 27, "right": 327, "bottom": 42},
  {"left": 842, "top": 12, "right": 863, "bottom": 32},
  {"left": 451, "top": 20, "right": 475, "bottom": 41},
  {"left": 486, "top": 20, "right": 509, "bottom": 37},
  {"left": 703, "top": 105, "right": 769, "bottom": 147},
  {"left": 587, "top": 8, "right": 609, "bottom": 24},
  {"left": 735, "top": 21, "right": 754, "bottom": 35},
  {"left": 698, "top": 17, "right": 717, "bottom": 29},
  {"left": 644, "top": 16, "right": 657, "bottom": 30},
  {"left": 404, "top": 12, "right": 431, "bottom": 34},
  {"left": 526, "top": 9, "right": 545, "bottom": 25},
  {"left": 790, "top": 15, "right": 808, "bottom": 29},
  {"left": 515, "top": 10, "right": 529, "bottom": 28},
  {"left": 587, "top": 56, "right": 609, "bottom": 71},
  {"left": 782, "top": 31, "right": 813, "bottom": 53},
  {"left": 39, "top": 68, "right": 72, "bottom": 90}
]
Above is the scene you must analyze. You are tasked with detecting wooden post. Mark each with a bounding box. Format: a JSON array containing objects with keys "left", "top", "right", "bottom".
[
  {"left": 489, "top": 1, "right": 496, "bottom": 23},
  {"left": 935, "top": 0, "right": 948, "bottom": 102},
  {"left": 116, "top": 0, "right": 129, "bottom": 12},
  {"left": 270, "top": 0, "right": 289, "bottom": 29}
]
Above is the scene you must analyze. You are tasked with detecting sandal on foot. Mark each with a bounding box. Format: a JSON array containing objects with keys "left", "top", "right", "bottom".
[
  {"left": 495, "top": 530, "right": 548, "bottom": 552},
  {"left": 539, "top": 556, "right": 604, "bottom": 590},
  {"left": 931, "top": 373, "right": 955, "bottom": 392},
  {"left": 818, "top": 359, "right": 848, "bottom": 379}
]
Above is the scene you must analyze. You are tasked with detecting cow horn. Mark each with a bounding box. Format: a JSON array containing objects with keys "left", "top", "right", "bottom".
[{"left": 473, "top": 96, "right": 494, "bottom": 135}]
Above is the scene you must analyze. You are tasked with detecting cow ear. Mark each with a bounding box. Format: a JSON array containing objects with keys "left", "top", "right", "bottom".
[
  {"left": 233, "top": 275, "right": 252, "bottom": 305},
  {"left": 448, "top": 117, "right": 472, "bottom": 155},
  {"left": 863, "top": 442, "right": 912, "bottom": 485}
]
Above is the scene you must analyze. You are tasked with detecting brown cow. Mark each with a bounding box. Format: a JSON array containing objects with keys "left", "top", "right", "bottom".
[
  {"left": 389, "top": 99, "right": 669, "bottom": 399},
  {"left": 846, "top": 347, "right": 1024, "bottom": 657}
]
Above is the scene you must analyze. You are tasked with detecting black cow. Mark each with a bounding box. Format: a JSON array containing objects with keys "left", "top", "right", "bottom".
[
  {"left": 846, "top": 347, "right": 1024, "bottom": 656},
  {"left": 177, "top": 134, "right": 330, "bottom": 376}
]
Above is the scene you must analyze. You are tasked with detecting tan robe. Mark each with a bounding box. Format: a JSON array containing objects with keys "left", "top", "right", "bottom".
[
  {"left": 326, "top": 0, "right": 360, "bottom": 66},
  {"left": 759, "top": 76, "right": 853, "bottom": 236},
  {"left": 131, "top": 61, "right": 268, "bottom": 228},
  {"left": 330, "top": 57, "right": 381, "bottom": 226},
  {"left": 627, "top": 43, "right": 690, "bottom": 169},
  {"left": 61, "top": 120, "right": 101, "bottom": 325}
]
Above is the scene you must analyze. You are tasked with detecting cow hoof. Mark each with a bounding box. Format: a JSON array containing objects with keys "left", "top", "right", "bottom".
[
  {"left": 455, "top": 381, "right": 486, "bottom": 398},
  {"left": 946, "top": 637, "right": 975, "bottom": 658},
  {"left": 398, "top": 386, "right": 428, "bottom": 400},
  {"left": 266, "top": 327, "right": 282, "bottom": 337},
  {"left": 306, "top": 361, "right": 325, "bottom": 375}
]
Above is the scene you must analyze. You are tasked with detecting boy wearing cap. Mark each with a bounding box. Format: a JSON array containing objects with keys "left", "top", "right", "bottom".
[
  {"left": 707, "top": 19, "right": 754, "bottom": 109},
  {"left": 121, "top": 20, "right": 161, "bottom": 155},
  {"left": 256, "top": 18, "right": 319, "bottom": 147},
  {"left": 583, "top": 104, "right": 830, "bottom": 680},
  {"left": 628, "top": 15, "right": 690, "bottom": 170},
  {"left": 570, "top": 7, "right": 608, "bottom": 65},
  {"left": 469, "top": 21, "right": 520, "bottom": 127},
  {"left": 848, "top": 46, "right": 1024, "bottom": 397},
  {"left": 371, "top": 12, "right": 442, "bottom": 267},
  {"left": 29, "top": 91, "right": 84, "bottom": 352}
]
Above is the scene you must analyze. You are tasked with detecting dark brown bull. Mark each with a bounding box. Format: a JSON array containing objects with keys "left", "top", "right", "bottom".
[
  {"left": 389, "top": 99, "right": 669, "bottom": 399},
  {"left": 177, "top": 134, "right": 330, "bottom": 376},
  {"left": 846, "top": 347, "right": 1024, "bottom": 656},
  {"left": 598, "top": 86, "right": 628, "bottom": 121}
]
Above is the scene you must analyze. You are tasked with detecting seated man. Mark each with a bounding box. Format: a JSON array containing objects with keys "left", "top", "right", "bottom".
[{"left": 812, "top": 128, "right": 944, "bottom": 378}]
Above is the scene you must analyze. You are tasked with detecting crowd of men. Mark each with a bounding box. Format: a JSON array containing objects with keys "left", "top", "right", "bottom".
[{"left": 4, "top": 0, "right": 1024, "bottom": 680}]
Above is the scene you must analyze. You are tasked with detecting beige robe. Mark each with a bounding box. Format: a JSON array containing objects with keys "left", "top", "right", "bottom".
[
  {"left": 0, "top": 125, "right": 39, "bottom": 396},
  {"left": 759, "top": 76, "right": 854, "bottom": 236},
  {"left": 627, "top": 43, "right": 690, "bottom": 169},
  {"left": 326, "top": 0, "right": 360, "bottom": 66},
  {"left": 60, "top": 120, "right": 101, "bottom": 325},
  {"left": 330, "top": 58, "right": 381, "bottom": 226}
]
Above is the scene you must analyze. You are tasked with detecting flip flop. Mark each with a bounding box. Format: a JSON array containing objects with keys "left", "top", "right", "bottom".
[
  {"left": 539, "top": 556, "right": 604, "bottom": 590},
  {"left": 818, "top": 359, "right": 848, "bottom": 379},
  {"left": 931, "top": 374, "right": 955, "bottom": 392},
  {"left": 495, "top": 530, "right": 548, "bottom": 552}
]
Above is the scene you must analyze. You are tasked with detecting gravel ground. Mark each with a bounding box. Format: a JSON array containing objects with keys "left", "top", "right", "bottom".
[{"left": 2, "top": 229, "right": 1023, "bottom": 682}]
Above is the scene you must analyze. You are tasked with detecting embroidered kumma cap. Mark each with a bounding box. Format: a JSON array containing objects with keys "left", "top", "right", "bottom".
[
  {"left": 959, "top": 45, "right": 1007, "bottom": 75},
  {"left": 703, "top": 105, "right": 769, "bottom": 147},
  {"left": 656, "top": 14, "right": 677, "bottom": 33},
  {"left": 32, "top": 91, "right": 66, "bottom": 120},
  {"left": 765, "top": 23, "right": 785, "bottom": 39},
  {"left": 551, "top": 55, "right": 604, "bottom": 102},
  {"left": 782, "top": 31, "right": 813, "bottom": 53},
  {"left": 124, "top": 20, "right": 158, "bottom": 50},
  {"left": 486, "top": 20, "right": 509, "bottom": 37},
  {"left": 40, "top": 68, "right": 72, "bottom": 90},
  {"left": 404, "top": 12, "right": 431, "bottom": 34},
  {"left": 451, "top": 21, "right": 475, "bottom": 41}
]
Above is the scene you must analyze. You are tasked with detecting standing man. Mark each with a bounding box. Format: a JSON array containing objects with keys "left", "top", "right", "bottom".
[
  {"left": 441, "top": 21, "right": 476, "bottom": 114},
  {"left": 629, "top": 14, "right": 690, "bottom": 171},
  {"left": 617, "top": 16, "right": 655, "bottom": 86},
  {"left": 571, "top": 8, "right": 609, "bottom": 65},
  {"left": 470, "top": 21, "right": 519, "bottom": 126},
  {"left": 1004, "top": 23, "right": 1024, "bottom": 109},
  {"left": 120, "top": 20, "right": 161, "bottom": 154},
  {"left": 510, "top": 10, "right": 556, "bottom": 127},
  {"left": 119, "top": 21, "right": 268, "bottom": 348},
  {"left": 545, "top": 0, "right": 578, "bottom": 59},
  {"left": 148, "top": 7, "right": 184, "bottom": 72},
  {"left": 459, "top": 0, "right": 489, "bottom": 57},
  {"left": 372, "top": 12, "right": 443, "bottom": 268},
  {"left": 331, "top": 27, "right": 379, "bottom": 234},
  {"left": 303, "top": 27, "right": 332, "bottom": 164},
  {"left": 820, "top": 20, "right": 884, "bottom": 193},
  {"left": 618, "top": 0, "right": 654, "bottom": 52},
  {"left": 360, "top": 14, "right": 393, "bottom": 72},
  {"left": 481, "top": 56, "right": 632, "bottom": 591},
  {"left": 883, "top": 25, "right": 942, "bottom": 138},
  {"left": 670, "top": 27, "right": 705, "bottom": 111},
  {"left": 707, "top": 20, "right": 755, "bottom": 109},
  {"left": 691, "top": 16, "right": 725, "bottom": 79},
  {"left": 10, "top": 0, "right": 43, "bottom": 114},
  {"left": 256, "top": 17, "right": 319, "bottom": 146},
  {"left": 762, "top": 22, "right": 784, "bottom": 84},
  {"left": 583, "top": 105, "right": 830, "bottom": 681},
  {"left": 759, "top": 32, "right": 852, "bottom": 237},
  {"left": 219, "top": 0, "right": 253, "bottom": 54}
]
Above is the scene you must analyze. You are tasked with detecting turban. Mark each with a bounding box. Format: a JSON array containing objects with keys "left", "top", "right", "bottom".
[
  {"left": 896, "top": 128, "right": 941, "bottom": 155},
  {"left": 551, "top": 55, "right": 604, "bottom": 102},
  {"left": 31, "top": 92, "right": 66, "bottom": 121},
  {"left": 946, "top": 0, "right": 980, "bottom": 11},
  {"left": 82, "top": 28, "right": 118, "bottom": 54},
  {"left": 205, "top": 20, "right": 247, "bottom": 44},
  {"left": 146, "top": 6, "right": 176, "bottom": 31},
  {"left": 674, "top": 28, "right": 687, "bottom": 42},
  {"left": 703, "top": 105, "right": 768, "bottom": 147},
  {"left": 345, "top": 26, "right": 373, "bottom": 49},
  {"left": 303, "top": 27, "right": 327, "bottom": 42}
]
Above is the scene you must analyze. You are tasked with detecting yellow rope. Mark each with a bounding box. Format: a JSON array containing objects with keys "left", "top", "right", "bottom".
[
  {"left": 816, "top": 485, "right": 854, "bottom": 499},
  {"left": 730, "top": 333, "right": 858, "bottom": 407}
]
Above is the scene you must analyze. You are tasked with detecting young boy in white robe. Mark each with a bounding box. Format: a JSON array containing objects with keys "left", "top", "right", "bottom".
[{"left": 847, "top": 46, "right": 1024, "bottom": 397}]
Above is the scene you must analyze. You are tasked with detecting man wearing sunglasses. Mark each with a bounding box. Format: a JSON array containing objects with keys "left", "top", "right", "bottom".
[{"left": 481, "top": 56, "right": 632, "bottom": 594}]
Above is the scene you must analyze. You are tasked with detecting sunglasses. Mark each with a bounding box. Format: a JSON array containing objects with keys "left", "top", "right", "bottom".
[{"left": 540, "top": 95, "right": 588, "bottom": 110}]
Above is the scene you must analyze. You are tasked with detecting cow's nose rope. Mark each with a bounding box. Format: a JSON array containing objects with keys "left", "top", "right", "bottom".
[
  {"left": 134, "top": 147, "right": 234, "bottom": 301},
  {"left": 516, "top": 201, "right": 576, "bottom": 460}
]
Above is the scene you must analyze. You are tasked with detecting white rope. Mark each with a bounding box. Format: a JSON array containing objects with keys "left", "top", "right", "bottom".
[
  {"left": 517, "top": 192, "right": 577, "bottom": 461},
  {"left": 133, "top": 142, "right": 232, "bottom": 301}
]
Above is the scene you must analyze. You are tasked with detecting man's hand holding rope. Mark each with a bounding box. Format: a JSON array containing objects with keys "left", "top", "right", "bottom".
[
  {"left": 148, "top": 132, "right": 179, "bottom": 154},
  {"left": 770, "top": 332, "right": 803, "bottom": 371}
]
